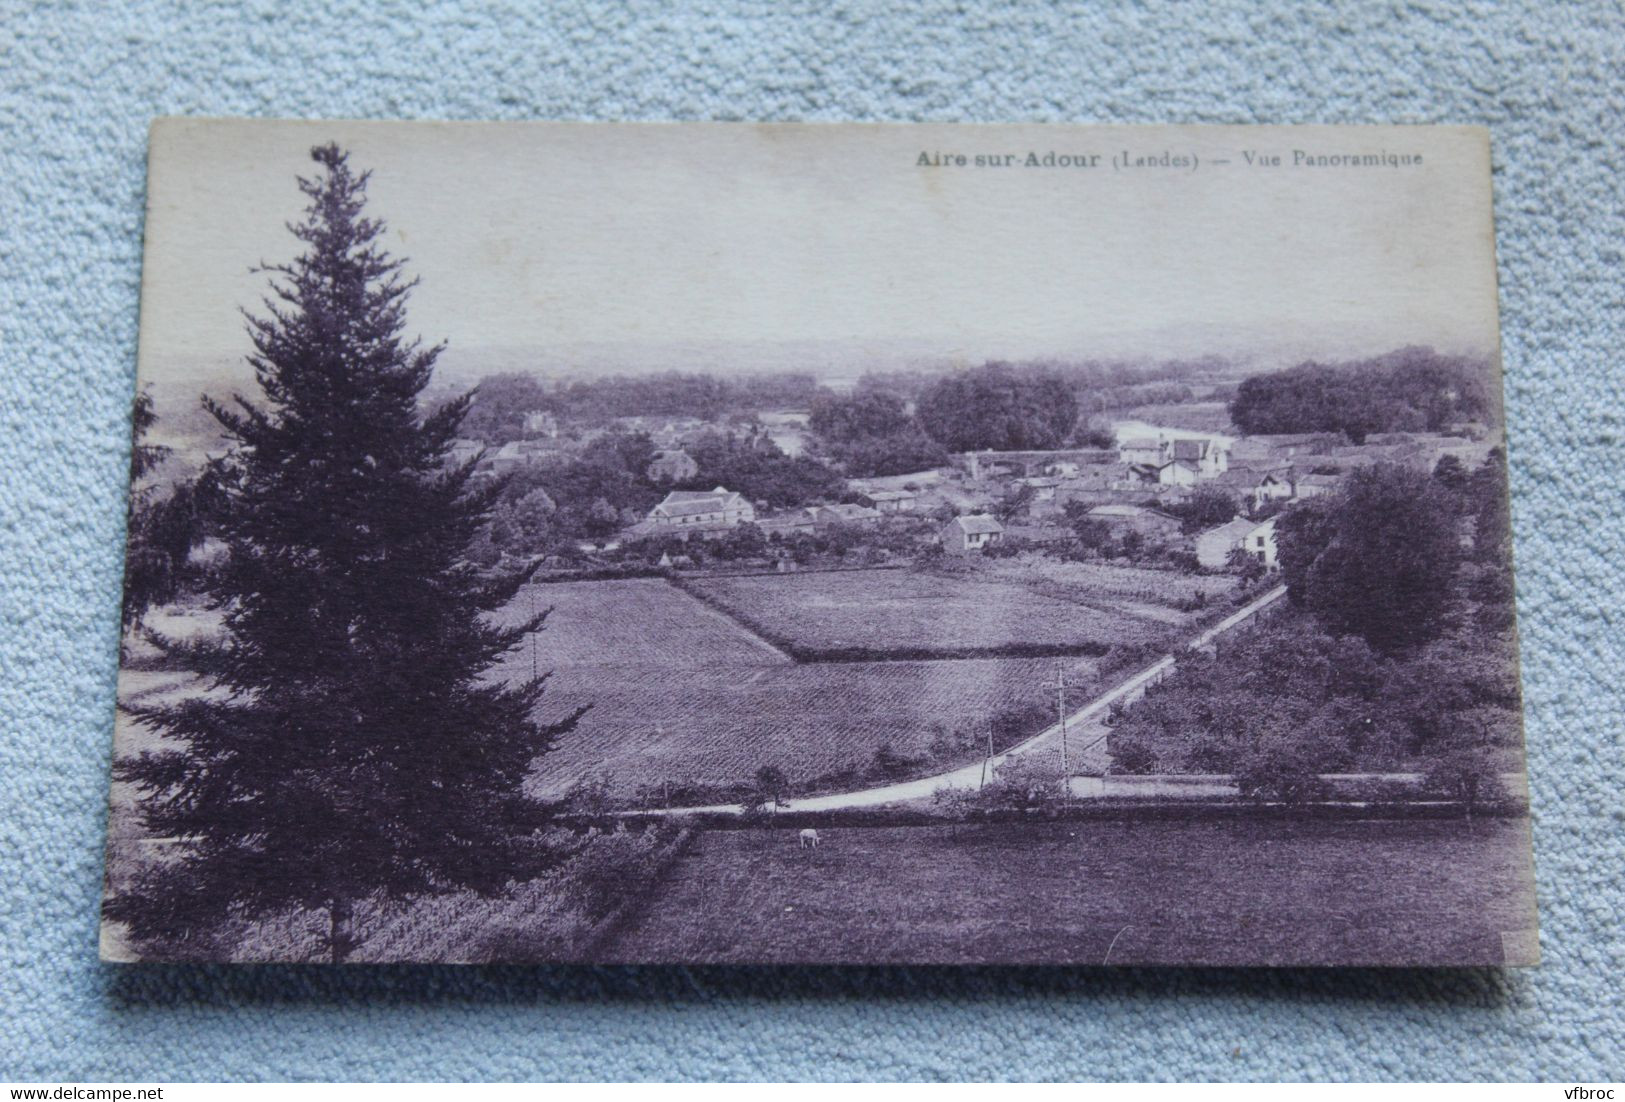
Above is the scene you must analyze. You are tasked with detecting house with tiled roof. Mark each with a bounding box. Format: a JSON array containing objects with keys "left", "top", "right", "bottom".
[
  {"left": 646, "top": 486, "right": 755, "bottom": 531},
  {"left": 645, "top": 448, "right": 700, "bottom": 484},
  {"left": 1118, "top": 438, "right": 1164, "bottom": 466},
  {"left": 941, "top": 513, "right": 1005, "bottom": 554},
  {"left": 1293, "top": 472, "right": 1343, "bottom": 499},
  {"left": 857, "top": 489, "right": 917, "bottom": 513},
  {"left": 1158, "top": 438, "right": 1230, "bottom": 486},
  {"left": 1211, "top": 465, "right": 1295, "bottom": 512},
  {"left": 1196, "top": 515, "right": 1279, "bottom": 570},
  {"left": 1086, "top": 503, "right": 1183, "bottom": 539},
  {"left": 1116, "top": 436, "right": 1231, "bottom": 487}
]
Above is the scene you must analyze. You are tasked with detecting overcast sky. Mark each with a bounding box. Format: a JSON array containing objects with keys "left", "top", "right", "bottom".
[{"left": 138, "top": 120, "right": 1501, "bottom": 384}]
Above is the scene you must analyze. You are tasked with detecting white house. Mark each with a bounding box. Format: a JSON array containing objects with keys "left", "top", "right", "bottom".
[
  {"left": 646, "top": 486, "right": 755, "bottom": 530},
  {"left": 941, "top": 514, "right": 1004, "bottom": 554},
  {"left": 1211, "top": 465, "right": 1295, "bottom": 512},
  {"left": 1240, "top": 515, "right": 1278, "bottom": 569},
  {"left": 1159, "top": 439, "right": 1229, "bottom": 486},
  {"left": 1195, "top": 515, "right": 1279, "bottom": 570},
  {"left": 1118, "top": 437, "right": 1163, "bottom": 466},
  {"left": 858, "top": 489, "right": 917, "bottom": 513},
  {"left": 1119, "top": 437, "right": 1230, "bottom": 487}
]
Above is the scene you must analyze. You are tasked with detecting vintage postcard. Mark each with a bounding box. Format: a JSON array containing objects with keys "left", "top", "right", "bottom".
[{"left": 104, "top": 121, "right": 1538, "bottom": 965}]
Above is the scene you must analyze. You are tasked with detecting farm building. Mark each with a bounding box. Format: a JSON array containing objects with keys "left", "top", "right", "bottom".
[
  {"left": 1118, "top": 438, "right": 1162, "bottom": 466},
  {"left": 1157, "top": 439, "right": 1230, "bottom": 487},
  {"left": 756, "top": 513, "right": 814, "bottom": 539},
  {"left": 1016, "top": 475, "right": 1064, "bottom": 501},
  {"left": 1211, "top": 466, "right": 1295, "bottom": 513},
  {"left": 1085, "top": 503, "right": 1183, "bottom": 539},
  {"left": 646, "top": 486, "right": 755, "bottom": 530},
  {"left": 858, "top": 489, "right": 917, "bottom": 513},
  {"left": 1196, "top": 516, "right": 1279, "bottom": 570},
  {"left": 1293, "top": 472, "right": 1343, "bottom": 499},
  {"left": 1114, "top": 438, "right": 1230, "bottom": 481},
  {"left": 941, "top": 514, "right": 1005, "bottom": 554},
  {"left": 646, "top": 448, "right": 700, "bottom": 483}
]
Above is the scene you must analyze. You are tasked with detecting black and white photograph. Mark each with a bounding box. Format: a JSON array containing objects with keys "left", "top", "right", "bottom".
[{"left": 103, "top": 120, "right": 1538, "bottom": 966}]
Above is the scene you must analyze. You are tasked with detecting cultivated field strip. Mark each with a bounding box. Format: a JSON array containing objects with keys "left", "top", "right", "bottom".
[
  {"left": 494, "top": 577, "right": 792, "bottom": 671},
  {"left": 497, "top": 569, "right": 1231, "bottom": 798},
  {"left": 524, "top": 656, "right": 1095, "bottom": 798},
  {"left": 984, "top": 559, "right": 1239, "bottom": 606},
  {"left": 683, "top": 568, "right": 1163, "bottom": 654}
]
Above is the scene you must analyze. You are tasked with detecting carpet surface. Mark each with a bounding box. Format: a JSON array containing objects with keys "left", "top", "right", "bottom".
[{"left": 2, "top": 0, "right": 1621, "bottom": 1083}]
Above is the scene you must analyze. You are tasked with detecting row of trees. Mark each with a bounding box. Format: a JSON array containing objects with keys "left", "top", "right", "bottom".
[
  {"left": 461, "top": 370, "right": 821, "bottom": 441},
  {"left": 915, "top": 362, "right": 1080, "bottom": 452},
  {"left": 1228, "top": 346, "right": 1493, "bottom": 442},
  {"left": 806, "top": 362, "right": 1097, "bottom": 476},
  {"left": 806, "top": 387, "right": 951, "bottom": 476}
]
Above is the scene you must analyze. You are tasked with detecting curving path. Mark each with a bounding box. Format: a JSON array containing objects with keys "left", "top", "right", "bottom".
[{"left": 638, "top": 583, "right": 1290, "bottom": 816}]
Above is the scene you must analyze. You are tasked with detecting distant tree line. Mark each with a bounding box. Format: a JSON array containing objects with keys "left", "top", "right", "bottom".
[
  {"left": 807, "top": 363, "right": 1096, "bottom": 474},
  {"left": 1076, "top": 381, "right": 1196, "bottom": 414},
  {"left": 1228, "top": 346, "right": 1493, "bottom": 442},
  {"left": 807, "top": 389, "right": 950, "bottom": 477},
  {"left": 461, "top": 371, "right": 821, "bottom": 441},
  {"left": 916, "top": 362, "right": 1080, "bottom": 451}
]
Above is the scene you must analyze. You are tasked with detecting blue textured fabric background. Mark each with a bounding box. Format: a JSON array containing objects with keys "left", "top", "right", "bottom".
[{"left": 3, "top": 0, "right": 1621, "bottom": 1082}]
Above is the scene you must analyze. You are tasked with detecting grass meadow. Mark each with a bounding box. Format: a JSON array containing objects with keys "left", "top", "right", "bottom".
[
  {"left": 599, "top": 817, "right": 1539, "bottom": 966},
  {"left": 683, "top": 567, "right": 1172, "bottom": 655},
  {"left": 499, "top": 572, "right": 1199, "bottom": 799}
]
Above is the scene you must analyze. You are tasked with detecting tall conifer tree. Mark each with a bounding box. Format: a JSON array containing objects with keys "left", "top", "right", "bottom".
[{"left": 109, "top": 145, "right": 579, "bottom": 960}]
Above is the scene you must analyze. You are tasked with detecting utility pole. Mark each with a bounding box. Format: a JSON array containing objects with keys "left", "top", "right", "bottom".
[
  {"left": 529, "top": 584, "right": 538, "bottom": 680},
  {"left": 1043, "top": 662, "right": 1070, "bottom": 795}
]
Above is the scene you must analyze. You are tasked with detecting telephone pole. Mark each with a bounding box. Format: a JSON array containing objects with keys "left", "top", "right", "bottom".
[
  {"left": 529, "top": 584, "right": 538, "bottom": 680},
  {"left": 1043, "top": 661, "right": 1070, "bottom": 794}
]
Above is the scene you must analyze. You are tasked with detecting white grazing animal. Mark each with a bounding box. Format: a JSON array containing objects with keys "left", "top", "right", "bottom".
[{"left": 799, "top": 828, "right": 820, "bottom": 849}]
